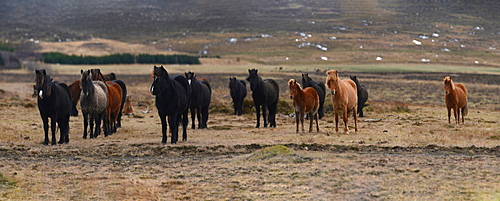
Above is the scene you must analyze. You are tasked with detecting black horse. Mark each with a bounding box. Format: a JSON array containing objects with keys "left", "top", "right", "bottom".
[
  {"left": 350, "top": 76, "right": 369, "bottom": 117},
  {"left": 229, "top": 77, "right": 247, "bottom": 116},
  {"left": 95, "top": 69, "right": 128, "bottom": 128},
  {"left": 246, "top": 69, "right": 279, "bottom": 128},
  {"left": 185, "top": 71, "right": 212, "bottom": 129},
  {"left": 34, "top": 69, "right": 72, "bottom": 145},
  {"left": 301, "top": 73, "right": 326, "bottom": 119},
  {"left": 151, "top": 66, "right": 191, "bottom": 144}
]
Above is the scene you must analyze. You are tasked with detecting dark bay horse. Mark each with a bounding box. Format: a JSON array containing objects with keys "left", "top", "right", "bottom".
[
  {"left": 68, "top": 80, "right": 81, "bottom": 116},
  {"left": 325, "top": 70, "right": 358, "bottom": 133},
  {"left": 288, "top": 79, "right": 319, "bottom": 133},
  {"left": 93, "top": 70, "right": 128, "bottom": 128},
  {"left": 80, "top": 70, "right": 108, "bottom": 139},
  {"left": 444, "top": 76, "right": 468, "bottom": 124},
  {"left": 185, "top": 71, "right": 212, "bottom": 129},
  {"left": 34, "top": 69, "right": 72, "bottom": 145},
  {"left": 151, "top": 66, "right": 191, "bottom": 144},
  {"left": 350, "top": 76, "right": 369, "bottom": 117},
  {"left": 246, "top": 69, "right": 279, "bottom": 128},
  {"left": 301, "top": 73, "right": 326, "bottom": 119},
  {"left": 90, "top": 69, "right": 123, "bottom": 136},
  {"left": 229, "top": 77, "right": 247, "bottom": 116}
]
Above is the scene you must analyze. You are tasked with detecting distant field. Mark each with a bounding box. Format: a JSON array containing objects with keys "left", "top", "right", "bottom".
[{"left": 44, "top": 62, "right": 500, "bottom": 75}]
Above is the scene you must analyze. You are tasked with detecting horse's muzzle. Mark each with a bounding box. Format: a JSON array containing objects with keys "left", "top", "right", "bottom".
[
  {"left": 330, "top": 90, "right": 335, "bottom": 95},
  {"left": 290, "top": 96, "right": 293, "bottom": 99}
]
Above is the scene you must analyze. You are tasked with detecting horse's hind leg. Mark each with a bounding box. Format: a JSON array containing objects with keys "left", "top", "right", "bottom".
[
  {"left": 190, "top": 107, "right": 196, "bottom": 129},
  {"left": 262, "top": 104, "right": 268, "bottom": 128},
  {"left": 182, "top": 110, "right": 189, "bottom": 141},
  {"left": 315, "top": 113, "right": 319, "bottom": 132},
  {"left": 353, "top": 107, "right": 359, "bottom": 133}
]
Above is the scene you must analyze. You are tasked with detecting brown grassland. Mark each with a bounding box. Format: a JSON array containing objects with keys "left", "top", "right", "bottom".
[{"left": 0, "top": 63, "right": 499, "bottom": 200}]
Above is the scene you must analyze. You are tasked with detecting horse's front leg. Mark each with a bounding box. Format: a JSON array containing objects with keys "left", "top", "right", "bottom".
[
  {"left": 50, "top": 116, "right": 57, "bottom": 145},
  {"left": 82, "top": 113, "right": 88, "bottom": 139},
  {"left": 300, "top": 111, "right": 305, "bottom": 132},
  {"left": 446, "top": 107, "right": 451, "bottom": 124},
  {"left": 197, "top": 105, "right": 203, "bottom": 129},
  {"left": 42, "top": 117, "right": 49, "bottom": 145},
  {"left": 190, "top": 107, "right": 196, "bottom": 129},
  {"left": 453, "top": 106, "right": 459, "bottom": 124},
  {"left": 160, "top": 114, "right": 168, "bottom": 145},
  {"left": 334, "top": 111, "right": 339, "bottom": 133},
  {"left": 168, "top": 114, "right": 179, "bottom": 144},
  {"left": 255, "top": 104, "right": 261, "bottom": 128},
  {"left": 295, "top": 111, "right": 299, "bottom": 133},
  {"left": 343, "top": 107, "right": 349, "bottom": 133}
]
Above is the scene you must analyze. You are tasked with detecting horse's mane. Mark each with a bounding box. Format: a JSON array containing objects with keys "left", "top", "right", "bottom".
[{"left": 444, "top": 76, "right": 456, "bottom": 91}]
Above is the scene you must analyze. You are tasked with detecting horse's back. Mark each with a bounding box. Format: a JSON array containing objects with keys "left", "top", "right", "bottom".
[
  {"left": 455, "top": 83, "right": 468, "bottom": 96},
  {"left": 264, "top": 79, "right": 280, "bottom": 104},
  {"left": 172, "top": 75, "right": 191, "bottom": 107}
]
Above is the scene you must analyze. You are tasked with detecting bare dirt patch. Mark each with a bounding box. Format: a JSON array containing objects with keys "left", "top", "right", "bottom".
[{"left": 0, "top": 71, "right": 499, "bottom": 200}]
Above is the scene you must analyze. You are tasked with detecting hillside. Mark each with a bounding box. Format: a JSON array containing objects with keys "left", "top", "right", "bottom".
[{"left": 1, "top": 0, "right": 500, "bottom": 66}]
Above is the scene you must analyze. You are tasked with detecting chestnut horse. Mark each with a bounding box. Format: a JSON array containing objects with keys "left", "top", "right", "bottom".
[
  {"left": 68, "top": 80, "right": 81, "bottom": 116},
  {"left": 444, "top": 76, "right": 468, "bottom": 124},
  {"left": 325, "top": 70, "right": 358, "bottom": 133},
  {"left": 90, "top": 69, "right": 123, "bottom": 136},
  {"left": 288, "top": 79, "right": 319, "bottom": 133}
]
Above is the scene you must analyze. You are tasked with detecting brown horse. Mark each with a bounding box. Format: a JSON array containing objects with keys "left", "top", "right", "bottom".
[
  {"left": 122, "top": 95, "right": 134, "bottom": 115},
  {"left": 68, "top": 80, "right": 81, "bottom": 116},
  {"left": 288, "top": 79, "right": 319, "bottom": 133},
  {"left": 325, "top": 70, "right": 358, "bottom": 133},
  {"left": 90, "top": 69, "right": 123, "bottom": 136},
  {"left": 444, "top": 76, "right": 468, "bottom": 124}
]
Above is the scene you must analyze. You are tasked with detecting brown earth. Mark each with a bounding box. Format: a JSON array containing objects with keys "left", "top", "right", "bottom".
[{"left": 0, "top": 70, "right": 499, "bottom": 200}]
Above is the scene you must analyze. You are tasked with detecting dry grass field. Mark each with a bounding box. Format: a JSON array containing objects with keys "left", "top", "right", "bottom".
[{"left": 0, "top": 65, "right": 499, "bottom": 200}]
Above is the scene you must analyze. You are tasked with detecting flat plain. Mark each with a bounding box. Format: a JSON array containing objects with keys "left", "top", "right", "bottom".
[{"left": 0, "top": 64, "right": 499, "bottom": 200}]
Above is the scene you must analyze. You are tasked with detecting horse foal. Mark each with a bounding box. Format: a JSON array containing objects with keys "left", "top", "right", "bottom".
[
  {"left": 288, "top": 79, "right": 319, "bottom": 133},
  {"left": 444, "top": 76, "right": 468, "bottom": 124}
]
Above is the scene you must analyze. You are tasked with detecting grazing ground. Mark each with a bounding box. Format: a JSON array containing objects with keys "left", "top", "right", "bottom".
[{"left": 0, "top": 67, "right": 499, "bottom": 200}]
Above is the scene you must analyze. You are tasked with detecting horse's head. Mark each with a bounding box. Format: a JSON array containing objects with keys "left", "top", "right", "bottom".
[
  {"left": 246, "top": 69, "right": 261, "bottom": 91},
  {"left": 151, "top": 65, "right": 170, "bottom": 95},
  {"left": 90, "top": 69, "right": 106, "bottom": 82},
  {"left": 325, "top": 70, "right": 339, "bottom": 95},
  {"left": 80, "top": 69, "right": 93, "bottom": 97},
  {"left": 185, "top": 71, "right": 196, "bottom": 85},
  {"left": 443, "top": 76, "right": 455, "bottom": 95},
  {"left": 288, "top": 79, "right": 301, "bottom": 99},
  {"left": 229, "top": 77, "right": 237, "bottom": 88},
  {"left": 34, "top": 69, "right": 52, "bottom": 99},
  {"left": 350, "top": 76, "right": 362, "bottom": 92}
]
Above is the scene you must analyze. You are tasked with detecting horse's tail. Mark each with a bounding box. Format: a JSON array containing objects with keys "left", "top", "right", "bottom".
[{"left": 463, "top": 103, "right": 468, "bottom": 116}]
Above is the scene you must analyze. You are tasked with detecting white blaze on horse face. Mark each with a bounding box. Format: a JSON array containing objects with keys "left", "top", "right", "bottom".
[
  {"left": 188, "top": 79, "right": 192, "bottom": 85},
  {"left": 39, "top": 90, "right": 43, "bottom": 98},
  {"left": 150, "top": 85, "right": 154, "bottom": 94}
]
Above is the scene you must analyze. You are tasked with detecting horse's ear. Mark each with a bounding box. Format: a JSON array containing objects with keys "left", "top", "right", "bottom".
[
  {"left": 81, "top": 69, "right": 83, "bottom": 74},
  {"left": 255, "top": 69, "right": 258, "bottom": 73},
  {"left": 42, "top": 69, "right": 46, "bottom": 75}
]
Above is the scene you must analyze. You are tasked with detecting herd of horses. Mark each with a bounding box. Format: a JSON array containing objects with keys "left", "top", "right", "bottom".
[{"left": 34, "top": 66, "right": 468, "bottom": 145}]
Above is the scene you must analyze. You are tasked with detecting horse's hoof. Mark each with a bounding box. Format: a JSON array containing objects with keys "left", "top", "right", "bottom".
[
  {"left": 182, "top": 138, "right": 187, "bottom": 141},
  {"left": 161, "top": 142, "right": 167, "bottom": 145},
  {"left": 171, "top": 142, "right": 177, "bottom": 145},
  {"left": 58, "top": 141, "right": 64, "bottom": 144}
]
